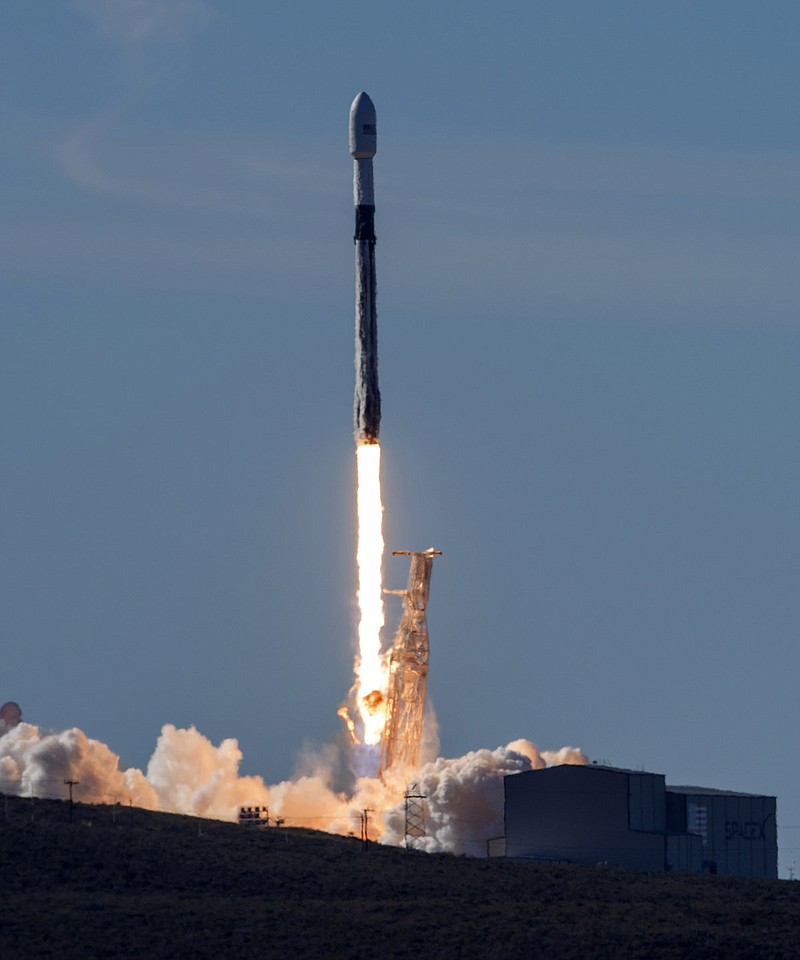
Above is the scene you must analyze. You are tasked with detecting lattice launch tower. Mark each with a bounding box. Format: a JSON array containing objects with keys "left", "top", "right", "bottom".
[{"left": 379, "top": 548, "right": 441, "bottom": 777}]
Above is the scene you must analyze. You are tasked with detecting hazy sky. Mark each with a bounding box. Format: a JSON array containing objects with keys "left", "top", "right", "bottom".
[{"left": 2, "top": 2, "right": 799, "bottom": 873}]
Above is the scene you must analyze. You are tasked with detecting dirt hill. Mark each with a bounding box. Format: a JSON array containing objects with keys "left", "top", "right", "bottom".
[{"left": 1, "top": 795, "right": 798, "bottom": 959}]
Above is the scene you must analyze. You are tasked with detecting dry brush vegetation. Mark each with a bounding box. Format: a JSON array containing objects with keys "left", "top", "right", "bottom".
[{"left": 1, "top": 796, "right": 798, "bottom": 959}]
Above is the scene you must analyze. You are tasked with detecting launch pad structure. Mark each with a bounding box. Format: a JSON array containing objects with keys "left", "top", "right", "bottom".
[{"left": 378, "top": 548, "right": 442, "bottom": 778}]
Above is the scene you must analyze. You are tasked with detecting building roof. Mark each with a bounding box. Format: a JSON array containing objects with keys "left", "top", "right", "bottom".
[
  {"left": 666, "top": 784, "right": 776, "bottom": 799},
  {"left": 515, "top": 763, "right": 658, "bottom": 777},
  {"left": 509, "top": 766, "right": 775, "bottom": 800}
]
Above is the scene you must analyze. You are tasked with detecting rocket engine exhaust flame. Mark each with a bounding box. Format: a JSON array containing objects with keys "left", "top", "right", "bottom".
[
  {"left": 362, "top": 690, "right": 385, "bottom": 713},
  {"left": 354, "top": 442, "right": 387, "bottom": 745},
  {"left": 337, "top": 707, "right": 358, "bottom": 744}
]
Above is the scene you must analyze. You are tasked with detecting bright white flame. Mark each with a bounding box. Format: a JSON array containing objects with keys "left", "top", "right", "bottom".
[{"left": 355, "top": 442, "right": 386, "bottom": 744}]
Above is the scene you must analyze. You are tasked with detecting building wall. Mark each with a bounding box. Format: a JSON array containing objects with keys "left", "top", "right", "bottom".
[
  {"left": 666, "top": 832, "right": 703, "bottom": 873},
  {"left": 503, "top": 766, "right": 777, "bottom": 878},
  {"left": 504, "top": 766, "right": 665, "bottom": 871},
  {"left": 676, "top": 790, "right": 777, "bottom": 879},
  {"left": 628, "top": 771, "right": 666, "bottom": 833}
]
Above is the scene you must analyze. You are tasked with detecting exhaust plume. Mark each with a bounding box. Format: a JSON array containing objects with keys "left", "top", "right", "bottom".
[
  {"left": 382, "top": 740, "right": 587, "bottom": 856},
  {"left": 351, "top": 442, "right": 387, "bottom": 746},
  {"left": 0, "top": 715, "right": 584, "bottom": 853}
]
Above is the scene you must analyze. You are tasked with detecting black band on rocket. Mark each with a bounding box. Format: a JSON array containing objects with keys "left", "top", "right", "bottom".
[{"left": 354, "top": 205, "right": 376, "bottom": 242}]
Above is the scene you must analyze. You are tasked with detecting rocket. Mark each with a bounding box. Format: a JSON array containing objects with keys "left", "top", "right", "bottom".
[{"left": 350, "top": 92, "right": 380, "bottom": 444}]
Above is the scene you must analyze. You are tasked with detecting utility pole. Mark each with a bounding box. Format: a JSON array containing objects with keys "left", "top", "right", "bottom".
[
  {"left": 360, "top": 808, "right": 373, "bottom": 851},
  {"left": 64, "top": 780, "right": 79, "bottom": 823},
  {"left": 404, "top": 784, "right": 426, "bottom": 850}
]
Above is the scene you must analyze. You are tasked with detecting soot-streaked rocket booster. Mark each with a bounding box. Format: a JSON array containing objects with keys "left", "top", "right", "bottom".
[{"left": 350, "top": 92, "right": 380, "bottom": 444}]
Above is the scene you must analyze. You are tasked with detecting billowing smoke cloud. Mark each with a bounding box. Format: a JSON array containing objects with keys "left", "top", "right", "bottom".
[
  {"left": 0, "top": 721, "right": 275, "bottom": 818},
  {"left": 0, "top": 714, "right": 584, "bottom": 853},
  {"left": 382, "top": 740, "right": 586, "bottom": 856},
  {"left": 0, "top": 721, "right": 157, "bottom": 809},
  {"left": 144, "top": 724, "right": 270, "bottom": 818}
]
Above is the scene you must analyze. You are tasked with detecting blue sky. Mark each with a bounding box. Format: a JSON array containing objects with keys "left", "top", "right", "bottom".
[{"left": 2, "top": 2, "right": 799, "bottom": 872}]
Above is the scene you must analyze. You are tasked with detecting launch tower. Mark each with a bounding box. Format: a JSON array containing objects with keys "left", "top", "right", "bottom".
[{"left": 378, "top": 548, "right": 441, "bottom": 777}]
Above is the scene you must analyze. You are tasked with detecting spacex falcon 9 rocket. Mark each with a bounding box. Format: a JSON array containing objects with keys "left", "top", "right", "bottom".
[
  {"left": 347, "top": 92, "right": 440, "bottom": 775},
  {"left": 350, "top": 92, "right": 380, "bottom": 444}
]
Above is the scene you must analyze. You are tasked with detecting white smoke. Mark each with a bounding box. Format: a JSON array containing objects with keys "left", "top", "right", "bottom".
[
  {"left": 144, "top": 724, "right": 273, "bottom": 818},
  {"left": 0, "top": 717, "right": 584, "bottom": 853},
  {"left": 0, "top": 721, "right": 157, "bottom": 809},
  {"left": 381, "top": 739, "right": 586, "bottom": 856}
]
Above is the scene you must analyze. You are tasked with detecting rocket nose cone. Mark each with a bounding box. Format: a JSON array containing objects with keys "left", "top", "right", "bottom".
[{"left": 349, "top": 91, "right": 377, "bottom": 159}]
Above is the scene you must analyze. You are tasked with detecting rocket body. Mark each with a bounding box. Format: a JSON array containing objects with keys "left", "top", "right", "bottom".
[{"left": 350, "top": 92, "right": 381, "bottom": 444}]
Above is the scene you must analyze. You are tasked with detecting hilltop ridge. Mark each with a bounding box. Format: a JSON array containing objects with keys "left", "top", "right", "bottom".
[{"left": 1, "top": 796, "right": 798, "bottom": 959}]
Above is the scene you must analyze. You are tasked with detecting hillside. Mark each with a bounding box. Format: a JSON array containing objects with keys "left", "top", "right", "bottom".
[{"left": 1, "top": 796, "right": 798, "bottom": 959}]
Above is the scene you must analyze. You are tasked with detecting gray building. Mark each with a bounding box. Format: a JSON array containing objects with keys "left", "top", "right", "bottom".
[{"left": 501, "top": 765, "right": 776, "bottom": 878}]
